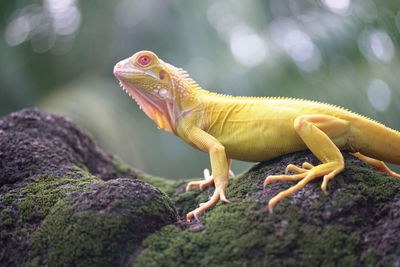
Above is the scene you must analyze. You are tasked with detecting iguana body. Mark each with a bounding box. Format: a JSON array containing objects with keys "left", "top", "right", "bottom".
[{"left": 114, "top": 51, "right": 400, "bottom": 221}]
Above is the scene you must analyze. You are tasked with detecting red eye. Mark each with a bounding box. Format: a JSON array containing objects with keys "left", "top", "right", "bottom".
[{"left": 138, "top": 55, "right": 151, "bottom": 66}]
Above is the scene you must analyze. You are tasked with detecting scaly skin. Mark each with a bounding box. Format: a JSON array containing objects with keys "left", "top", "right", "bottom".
[{"left": 113, "top": 51, "right": 400, "bottom": 222}]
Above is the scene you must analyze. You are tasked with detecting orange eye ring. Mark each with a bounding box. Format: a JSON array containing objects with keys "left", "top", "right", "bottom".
[{"left": 137, "top": 54, "right": 152, "bottom": 67}]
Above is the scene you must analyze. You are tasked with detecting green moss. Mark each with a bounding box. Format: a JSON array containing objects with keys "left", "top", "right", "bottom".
[
  {"left": 129, "top": 188, "right": 178, "bottom": 220},
  {"left": 361, "top": 249, "right": 380, "bottom": 266},
  {"left": 1, "top": 210, "right": 13, "bottom": 226},
  {"left": 2, "top": 194, "right": 16, "bottom": 205},
  {"left": 136, "top": 198, "right": 363, "bottom": 267},
  {"left": 111, "top": 156, "right": 134, "bottom": 174},
  {"left": 30, "top": 200, "right": 134, "bottom": 266},
  {"left": 172, "top": 188, "right": 209, "bottom": 216},
  {"left": 136, "top": 200, "right": 265, "bottom": 267},
  {"left": 67, "top": 165, "right": 94, "bottom": 179},
  {"left": 18, "top": 174, "right": 102, "bottom": 222},
  {"left": 0, "top": 168, "right": 103, "bottom": 266},
  {"left": 29, "top": 183, "right": 177, "bottom": 266},
  {"left": 136, "top": 202, "right": 301, "bottom": 266},
  {"left": 356, "top": 172, "right": 400, "bottom": 202},
  {"left": 297, "top": 225, "right": 360, "bottom": 266},
  {"left": 225, "top": 170, "right": 259, "bottom": 199}
]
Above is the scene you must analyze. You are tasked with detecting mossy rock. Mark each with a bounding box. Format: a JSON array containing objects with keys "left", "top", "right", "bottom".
[
  {"left": 135, "top": 152, "right": 400, "bottom": 267},
  {"left": 29, "top": 179, "right": 177, "bottom": 266},
  {"left": 0, "top": 172, "right": 102, "bottom": 266},
  {"left": 0, "top": 109, "right": 178, "bottom": 266}
]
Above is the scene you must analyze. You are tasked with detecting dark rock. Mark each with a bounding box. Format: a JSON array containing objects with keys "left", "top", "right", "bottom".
[{"left": 0, "top": 108, "right": 138, "bottom": 185}]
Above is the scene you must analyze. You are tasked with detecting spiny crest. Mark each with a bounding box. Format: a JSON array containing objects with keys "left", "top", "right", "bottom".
[
  {"left": 175, "top": 67, "right": 204, "bottom": 92},
  {"left": 169, "top": 65, "right": 389, "bottom": 128}
]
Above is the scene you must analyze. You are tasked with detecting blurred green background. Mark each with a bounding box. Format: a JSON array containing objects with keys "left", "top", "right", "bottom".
[{"left": 1, "top": 0, "right": 399, "bottom": 180}]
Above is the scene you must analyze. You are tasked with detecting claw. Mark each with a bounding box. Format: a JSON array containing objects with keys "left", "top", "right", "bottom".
[
  {"left": 268, "top": 204, "right": 274, "bottom": 213},
  {"left": 220, "top": 191, "right": 230, "bottom": 203},
  {"left": 186, "top": 181, "right": 199, "bottom": 191},
  {"left": 220, "top": 197, "right": 230, "bottom": 203},
  {"left": 263, "top": 176, "right": 272, "bottom": 187},
  {"left": 321, "top": 169, "right": 340, "bottom": 192},
  {"left": 186, "top": 211, "right": 200, "bottom": 222}
]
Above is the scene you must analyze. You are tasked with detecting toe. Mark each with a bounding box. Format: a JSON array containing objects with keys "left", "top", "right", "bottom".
[
  {"left": 203, "top": 168, "right": 212, "bottom": 180},
  {"left": 186, "top": 181, "right": 201, "bottom": 191},
  {"left": 302, "top": 162, "right": 314, "bottom": 169},
  {"left": 285, "top": 164, "right": 308, "bottom": 174},
  {"left": 263, "top": 176, "right": 272, "bottom": 187}
]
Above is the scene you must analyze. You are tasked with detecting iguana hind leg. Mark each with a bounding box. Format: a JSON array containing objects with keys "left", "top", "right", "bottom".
[
  {"left": 351, "top": 152, "right": 400, "bottom": 178},
  {"left": 264, "top": 115, "right": 350, "bottom": 212}
]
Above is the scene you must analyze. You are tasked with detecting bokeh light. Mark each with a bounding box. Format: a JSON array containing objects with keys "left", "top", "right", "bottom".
[
  {"left": 4, "top": 0, "right": 81, "bottom": 54},
  {"left": 367, "top": 79, "right": 392, "bottom": 112}
]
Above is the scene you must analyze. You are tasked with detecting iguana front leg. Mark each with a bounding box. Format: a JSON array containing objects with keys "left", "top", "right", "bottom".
[
  {"left": 186, "top": 159, "right": 234, "bottom": 190},
  {"left": 264, "top": 115, "right": 350, "bottom": 212},
  {"left": 185, "top": 127, "right": 229, "bottom": 222}
]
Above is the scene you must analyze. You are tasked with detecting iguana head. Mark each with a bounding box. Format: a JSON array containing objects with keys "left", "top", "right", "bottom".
[{"left": 113, "top": 51, "right": 182, "bottom": 132}]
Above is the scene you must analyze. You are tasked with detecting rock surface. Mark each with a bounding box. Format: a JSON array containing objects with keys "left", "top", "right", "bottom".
[
  {"left": 140, "top": 153, "right": 400, "bottom": 267},
  {"left": 1, "top": 109, "right": 400, "bottom": 267},
  {"left": 0, "top": 109, "right": 177, "bottom": 266},
  {"left": 0, "top": 108, "right": 139, "bottom": 185}
]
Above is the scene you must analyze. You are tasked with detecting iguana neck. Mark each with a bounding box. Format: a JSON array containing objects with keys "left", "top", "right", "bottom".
[{"left": 167, "top": 65, "right": 204, "bottom": 120}]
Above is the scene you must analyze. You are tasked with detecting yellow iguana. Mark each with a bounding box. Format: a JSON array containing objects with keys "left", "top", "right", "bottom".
[{"left": 113, "top": 51, "right": 400, "bottom": 222}]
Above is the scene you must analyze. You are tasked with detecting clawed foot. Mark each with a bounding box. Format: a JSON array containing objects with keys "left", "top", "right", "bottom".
[
  {"left": 186, "top": 165, "right": 233, "bottom": 222},
  {"left": 186, "top": 168, "right": 235, "bottom": 191},
  {"left": 264, "top": 161, "right": 343, "bottom": 213},
  {"left": 186, "top": 188, "right": 229, "bottom": 222},
  {"left": 186, "top": 169, "right": 214, "bottom": 191}
]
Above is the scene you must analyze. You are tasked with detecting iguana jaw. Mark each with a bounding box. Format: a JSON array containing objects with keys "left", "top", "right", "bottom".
[{"left": 114, "top": 59, "right": 175, "bottom": 132}]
